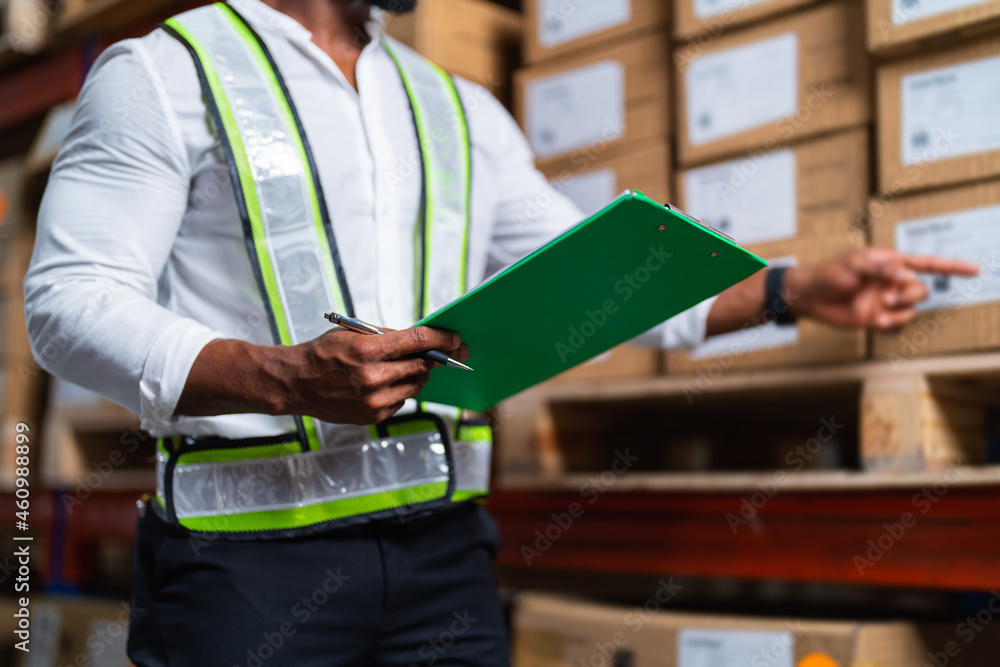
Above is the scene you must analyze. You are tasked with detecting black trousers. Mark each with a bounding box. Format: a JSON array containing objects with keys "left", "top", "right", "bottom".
[{"left": 127, "top": 502, "right": 510, "bottom": 667}]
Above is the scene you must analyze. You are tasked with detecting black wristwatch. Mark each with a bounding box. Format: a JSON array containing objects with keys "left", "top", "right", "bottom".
[{"left": 765, "top": 267, "right": 797, "bottom": 326}]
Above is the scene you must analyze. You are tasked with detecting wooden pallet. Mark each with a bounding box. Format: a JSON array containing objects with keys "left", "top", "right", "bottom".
[{"left": 494, "top": 351, "right": 1000, "bottom": 490}]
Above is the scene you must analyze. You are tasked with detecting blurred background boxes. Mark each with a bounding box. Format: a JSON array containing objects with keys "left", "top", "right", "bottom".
[
  {"left": 867, "top": 0, "right": 1000, "bottom": 55},
  {"left": 675, "top": 0, "right": 870, "bottom": 167},
  {"left": 673, "top": 0, "right": 821, "bottom": 40},
  {"left": 20, "top": 596, "right": 131, "bottom": 667},
  {"left": 513, "top": 593, "right": 1000, "bottom": 667},
  {"left": 549, "top": 344, "right": 663, "bottom": 383},
  {"left": 676, "top": 128, "right": 870, "bottom": 246},
  {"left": 0, "top": 0, "right": 52, "bottom": 56},
  {"left": 515, "top": 32, "right": 671, "bottom": 167},
  {"left": 872, "top": 178, "right": 1000, "bottom": 359},
  {"left": 522, "top": 0, "right": 670, "bottom": 65},
  {"left": 541, "top": 141, "right": 671, "bottom": 218},
  {"left": 876, "top": 33, "right": 1000, "bottom": 195},
  {"left": 385, "top": 0, "right": 522, "bottom": 105}
]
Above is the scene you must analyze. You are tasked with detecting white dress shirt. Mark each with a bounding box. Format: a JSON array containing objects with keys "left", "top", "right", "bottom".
[{"left": 24, "top": 0, "right": 714, "bottom": 439}]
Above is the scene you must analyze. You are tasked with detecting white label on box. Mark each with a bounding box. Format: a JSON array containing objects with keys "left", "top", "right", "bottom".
[
  {"left": 901, "top": 54, "right": 1000, "bottom": 166},
  {"left": 695, "top": 0, "right": 770, "bottom": 20},
  {"left": 686, "top": 33, "right": 798, "bottom": 146},
  {"left": 539, "top": 0, "right": 632, "bottom": 48},
  {"left": 527, "top": 60, "right": 626, "bottom": 160},
  {"left": 892, "top": 0, "right": 990, "bottom": 25},
  {"left": 551, "top": 167, "right": 617, "bottom": 218},
  {"left": 688, "top": 256, "right": 799, "bottom": 360},
  {"left": 678, "top": 629, "right": 794, "bottom": 667},
  {"left": 683, "top": 149, "right": 797, "bottom": 245},
  {"left": 895, "top": 204, "right": 1000, "bottom": 311}
]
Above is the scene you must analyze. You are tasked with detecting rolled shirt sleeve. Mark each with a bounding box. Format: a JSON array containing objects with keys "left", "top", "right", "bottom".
[
  {"left": 477, "top": 89, "right": 715, "bottom": 351},
  {"left": 23, "top": 40, "right": 226, "bottom": 431}
]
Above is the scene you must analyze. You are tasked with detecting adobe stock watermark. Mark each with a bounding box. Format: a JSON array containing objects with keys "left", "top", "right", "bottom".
[
  {"left": 520, "top": 448, "right": 639, "bottom": 566},
  {"left": 853, "top": 465, "right": 967, "bottom": 576},
  {"left": 408, "top": 610, "right": 478, "bottom": 667},
  {"left": 238, "top": 567, "right": 350, "bottom": 667},
  {"left": 555, "top": 245, "right": 673, "bottom": 363},
  {"left": 726, "top": 416, "right": 844, "bottom": 534}
]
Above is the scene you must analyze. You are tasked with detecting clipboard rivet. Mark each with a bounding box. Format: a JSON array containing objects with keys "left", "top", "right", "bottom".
[
  {"left": 710, "top": 251, "right": 719, "bottom": 257},
  {"left": 657, "top": 224, "right": 666, "bottom": 231}
]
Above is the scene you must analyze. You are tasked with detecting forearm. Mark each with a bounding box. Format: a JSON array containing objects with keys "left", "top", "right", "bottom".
[
  {"left": 175, "top": 339, "right": 298, "bottom": 418},
  {"left": 706, "top": 267, "right": 814, "bottom": 337}
]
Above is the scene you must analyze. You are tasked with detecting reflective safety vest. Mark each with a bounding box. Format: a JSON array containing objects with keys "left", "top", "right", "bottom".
[{"left": 154, "top": 2, "right": 491, "bottom": 537}]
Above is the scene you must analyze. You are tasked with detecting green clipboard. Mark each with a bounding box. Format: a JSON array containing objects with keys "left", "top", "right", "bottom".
[{"left": 416, "top": 190, "right": 767, "bottom": 411}]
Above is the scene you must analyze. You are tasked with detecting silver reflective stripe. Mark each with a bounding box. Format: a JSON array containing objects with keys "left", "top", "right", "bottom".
[
  {"left": 172, "top": 5, "right": 346, "bottom": 347},
  {"left": 164, "top": 432, "right": 449, "bottom": 519},
  {"left": 384, "top": 37, "right": 471, "bottom": 315},
  {"left": 453, "top": 440, "right": 491, "bottom": 494}
]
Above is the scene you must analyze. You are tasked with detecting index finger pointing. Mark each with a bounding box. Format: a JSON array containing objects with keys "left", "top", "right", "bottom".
[{"left": 900, "top": 254, "right": 980, "bottom": 277}]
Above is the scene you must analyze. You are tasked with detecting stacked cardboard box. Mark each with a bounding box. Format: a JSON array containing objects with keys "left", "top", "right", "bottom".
[
  {"left": 514, "top": 593, "right": 1000, "bottom": 667},
  {"left": 871, "top": 181, "right": 1000, "bottom": 359},
  {"left": 674, "top": 0, "right": 823, "bottom": 43},
  {"left": 876, "top": 34, "right": 1000, "bottom": 195},
  {"left": 517, "top": 1, "right": 675, "bottom": 381},
  {"left": 523, "top": 0, "right": 670, "bottom": 65},
  {"left": 675, "top": 0, "right": 870, "bottom": 167},
  {"left": 18, "top": 597, "right": 131, "bottom": 667},
  {"left": 669, "top": 0, "right": 872, "bottom": 371},
  {"left": 867, "top": 0, "right": 1000, "bottom": 56},
  {"left": 872, "top": 15, "right": 1000, "bottom": 360},
  {"left": 385, "top": 0, "right": 522, "bottom": 106}
]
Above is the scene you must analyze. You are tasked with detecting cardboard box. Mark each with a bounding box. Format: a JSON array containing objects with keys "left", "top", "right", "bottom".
[
  {"left": 523, "top": 0, "right": 670, "bottom": 65},
  {"left": 513, "top": 593, "right": 1000, "bottom": 667},
  {"left": 877, "top": 34, "right": 1000, "bottom": 195},
  {"left": 1, "top": 230, "right": 34, "bottom": 365},
  {"left": 515, "top": 33, "right": 671, "bottom": 167},
  {"left": 19, "top": 597, "right": 132, "bottom": 667},
  {"left": 2, "top": 0, "right": 50, "bottom": 56},
  {"left": 674, "top": 0, "right": 822, "bottom": 41},
  {"left": 541, "top": 142, "right": 672, "bottom": 219},
  {"left": 385, "top": 0, "right": 521, "bottom": 105},
  {"left": 676, "top": 128, "right": 870, "bottom": 247},
  {"left": 0, "top": 158, "right": 26, "bottom": 246},
  {"left": 867, "top": 0, "right": 1000, "bottom": 55},
  {"left": 676, "top": 0, "right": 870, "bottom": 167},
  {"left": 550, "top": 344, "right": 663, "bottom": 383},
  {"left": 871, "top": 179, "right": 1000, "bottom": 359},
  {"left": 667, "top": 234, "right": 867, "bottom": 373}
]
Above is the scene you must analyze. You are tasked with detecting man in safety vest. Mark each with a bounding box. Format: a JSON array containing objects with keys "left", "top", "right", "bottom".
[{"left": 24, "top": 0, "right": 977, "bottom": 665}]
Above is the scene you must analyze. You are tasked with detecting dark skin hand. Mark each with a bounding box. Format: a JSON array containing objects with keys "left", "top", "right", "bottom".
[
  {"left": 176, "top": 327, "right": 468, "bottom": 425},
  {"left": 706, "top": 247, "right": 981, "bottom": 336}
]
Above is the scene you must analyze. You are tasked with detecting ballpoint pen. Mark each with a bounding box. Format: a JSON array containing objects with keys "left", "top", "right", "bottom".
[{"left": 324, "top": 312, "right": 474, "bottom": 372}]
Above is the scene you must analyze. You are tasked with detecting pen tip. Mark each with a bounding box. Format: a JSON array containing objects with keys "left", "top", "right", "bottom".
[{"left": 449, "top": 359, "right": 475, "bottom": 372}]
